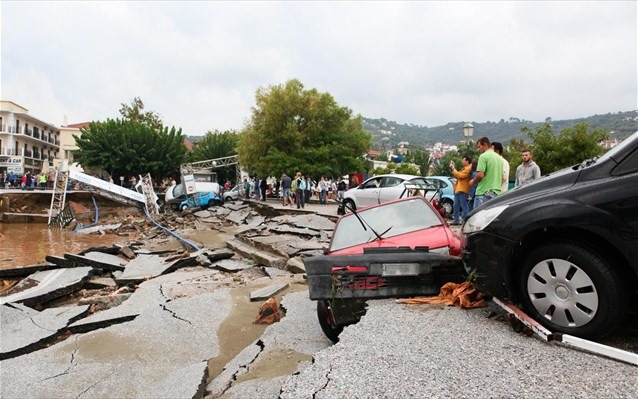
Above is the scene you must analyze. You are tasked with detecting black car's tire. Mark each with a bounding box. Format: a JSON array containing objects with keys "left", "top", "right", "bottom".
[
  {"left": 519, "top": 242, "right": 626, "bottom": 337},
  {"left": 317, "top": 300, "right": 343, "bottom": 343},
  {"left": 343, "top": 199, "right": 356, "bottom": 213}
]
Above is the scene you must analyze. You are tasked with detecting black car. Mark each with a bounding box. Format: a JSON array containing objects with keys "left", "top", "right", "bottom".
[{"left": 462, "top": 131, "right": 638, "bottom": 337}]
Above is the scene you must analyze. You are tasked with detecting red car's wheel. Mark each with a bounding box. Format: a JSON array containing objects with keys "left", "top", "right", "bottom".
[{"left": 317, "top": 300, "right": 343, "bottom": 342}]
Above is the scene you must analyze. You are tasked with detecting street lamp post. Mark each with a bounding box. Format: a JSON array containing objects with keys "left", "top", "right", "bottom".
[{"left": 463, "top": 123, "right": 474, "bottom": 146}]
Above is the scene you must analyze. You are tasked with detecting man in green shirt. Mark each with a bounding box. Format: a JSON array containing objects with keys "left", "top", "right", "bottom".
[{"left": 468, "top": 136, "right": 503, "bottom": 209}]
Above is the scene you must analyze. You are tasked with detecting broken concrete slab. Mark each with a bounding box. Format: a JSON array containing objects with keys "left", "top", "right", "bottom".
[
  {"left": 1, "top": 304, "right": 90, "bottom": 360},
  {"left": 264, "top": 267, "right": 287, "bottom": 278},
  {"left": 213, "top": 259, "right": 253, "bottom": 272},
  {"left": 44, "top": 255, "right": 81, "bottom": 268},
  {"left": 0, "top": 267, "right": 94, "bottom": 307},
  {"left": 73, "top": 223, "right": 122, "bottom": 234},
  {"left": 115, "top": 254, "right": 187, "bottom": 285},
  {"left": 64, "top": 251, "right": 127, "bottom": 272},
  {"left": 236, "top": 215, "right": 267, "bottom": 234},
  {"left": 0, "top": 264, "right": 58, "bottom": 279},
  {"left": 78, "top": 293, "right": 131, "bottom": 312},
  {"left": 269, "top": 225, "right": 321, "bottom": 237},
  {"left": 225, "top": 208, "right": 252, "bottom": 225},
  {"left": 194, "top": 209, "right": 212, "bottom": 218},
  {"left": 224, "top": 203, "right": 249, "bottom": 211},
  {"left": 2, "top": 271, "right": 233, "bottom": 399},
  {"left": 227, "top": 238, "right": 287, "bottom": 269},
  {"left": 286, "top": 257, "right": 306, "bottom": 274},
  {"left": 205, "top": 248, "right": 235, "bottom": 262},
  {"left": 272, "top": 214, "right": 336, "bottom": 231},
  {"left": 250, "top": 282, "right": 289, "bottom": 301},
  {"left": 85, "top": 276, "right": 117, "bottom": 289}
]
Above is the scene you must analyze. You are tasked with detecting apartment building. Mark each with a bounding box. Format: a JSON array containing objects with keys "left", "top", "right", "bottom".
[{"left": 0, "top": 100, "right": 60, "bottom": 176}]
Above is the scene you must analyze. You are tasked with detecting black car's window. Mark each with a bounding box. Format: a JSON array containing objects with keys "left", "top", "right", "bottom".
[
  {"left": 611, "top": 147, "right": 638, "bottom": 176},
  {"left": 380, "top": 176, "right": 404, "bottom": 188}
]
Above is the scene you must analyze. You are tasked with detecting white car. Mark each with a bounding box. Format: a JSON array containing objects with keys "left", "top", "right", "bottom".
[
  {"left": 341, "top": 174, "right": 431, "bottom": 211},
  {"left": 223, "top": 185, "right": 240, "bottom": 202}
]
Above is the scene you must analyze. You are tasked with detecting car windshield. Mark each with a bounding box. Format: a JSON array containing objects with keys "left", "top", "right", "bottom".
[{"left": 330, "top": 197, "right": 443, "bottom": 252}]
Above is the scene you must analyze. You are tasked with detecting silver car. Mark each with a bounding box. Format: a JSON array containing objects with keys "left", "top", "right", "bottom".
[{"left": 342, "top": 174, "right": 430, "bottom": 211}]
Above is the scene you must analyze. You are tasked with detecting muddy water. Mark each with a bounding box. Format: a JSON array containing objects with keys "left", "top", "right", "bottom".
[{"left": 0, "top": 223, "right": 135, "bottom": 269}]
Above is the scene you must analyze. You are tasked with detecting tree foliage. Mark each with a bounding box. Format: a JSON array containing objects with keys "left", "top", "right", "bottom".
[
  {"left": 521, "top": 123, "right": 609, "bottom": 174},
  {"left": 119, "top": 97, "right": 163, "bottom": 130},
  {"left": 74, "top": 119, "right": 187, "bottom": 180},
  {"left": 189, "top": 130, "right": 240, "bottom": 184},
  {"left": 237, "top": 79, "right": 371, "bottom": 178},
  {"left": 403, "top": 147, "right": 432, "bottom": 175}
]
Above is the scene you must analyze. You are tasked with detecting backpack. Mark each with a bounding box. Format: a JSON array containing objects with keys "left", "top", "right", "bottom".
[{"left": 298, "top": 178, "right": 306, "bottom": 191}]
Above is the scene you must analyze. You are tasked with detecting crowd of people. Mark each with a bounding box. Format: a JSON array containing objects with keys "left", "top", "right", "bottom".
[
  {"left": 450, "top": 136, "right": 541, "bottom": 225},
  {"left": 2, "top": 170, "right": 55, "bottom": 190},
  {"left": 240, "top": 173, "right": 348, "bottom": 209}
]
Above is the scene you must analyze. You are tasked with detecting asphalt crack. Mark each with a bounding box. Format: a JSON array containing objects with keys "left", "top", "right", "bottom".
[
  {"left": 42, "top": 335, "right": 80, "bottom": 382},
  {"left": 159, "top": 303, "right": 193, "bottom": 325},
  {"left": 217, "top": 339, "right": 266, "bottom": 397},
  {"left": 312, "top": 361, "right": 333, "bottom": 399}
]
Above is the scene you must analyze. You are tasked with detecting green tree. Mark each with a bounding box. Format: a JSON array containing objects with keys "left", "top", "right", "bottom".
[
  {"left": 119, "top": 97, "right": 163, "bottom": 130},
  {"left": 237, "top": 79, "right": 371, "bottom": 178},
  {"left": 189, "top": 130, "right": 239, "bottom": 184},
  {"left": 431, "top": 151, "right": 462, "bottom": 177},
  {"left": 404, "top": 147, "right": 432, "bottom": 175},
  {"left": 522, "top": 123, "right": 609, "bottom": 174},
  {"left": 74, "top": 119, "right": 187, "bottom": 181}
]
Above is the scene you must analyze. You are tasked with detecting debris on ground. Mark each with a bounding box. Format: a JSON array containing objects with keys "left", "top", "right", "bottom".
[
  {"left": 254, "top": 296, "right": 282, "bottom": 324},
  {"left": 398, "top": 281, "right": 488, "bottom": 308}
]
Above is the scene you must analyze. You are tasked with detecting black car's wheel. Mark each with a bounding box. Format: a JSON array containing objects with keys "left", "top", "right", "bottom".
[
  {"left": 343, "top": 199, "right": 356, "bottom": 213},
  {"left": 519, "top": 242, "right": 626, "bottom": 337},
  {"left": 317, "top": 300, "right": 343, "bottom": 343}
]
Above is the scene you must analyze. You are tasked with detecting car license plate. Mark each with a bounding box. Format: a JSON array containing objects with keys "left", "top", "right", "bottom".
[{"left": 382, "top": 263, "right": 420, "bottom": 276}]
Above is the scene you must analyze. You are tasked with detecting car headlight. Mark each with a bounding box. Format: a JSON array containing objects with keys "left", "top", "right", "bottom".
[{"left": 462, "top": 205, "right": 509, "bottom": 234}]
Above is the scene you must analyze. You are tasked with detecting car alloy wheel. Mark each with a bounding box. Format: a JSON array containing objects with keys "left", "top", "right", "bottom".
[
  {"left": 343, "top": 199, "right": 356, "bottom": 213},
  {"left": 520, "top": 242, "right": 626, "bottom": 337}
]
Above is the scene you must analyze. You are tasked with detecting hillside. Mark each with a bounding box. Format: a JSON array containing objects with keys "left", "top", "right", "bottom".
[{"left": 363, "top": 110, "right": 638, "bottom": 149}]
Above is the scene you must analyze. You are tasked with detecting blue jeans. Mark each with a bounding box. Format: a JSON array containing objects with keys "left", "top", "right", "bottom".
[
  {"left": 473, "top": 193, "right": 495, "bottom": 209},
  {"left": 453, "top": 192, "right": 469, "bottom": 224},
  {"left": 320, "top": 189, "right": 327, "bottom": 204},
  {"left": 296, "top": 189, "right": 305, "bottom": 208}
]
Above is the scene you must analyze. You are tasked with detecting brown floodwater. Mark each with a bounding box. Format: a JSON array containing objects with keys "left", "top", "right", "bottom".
[{"left": 0, "top": 222, "right": 134, "bottom": 269}]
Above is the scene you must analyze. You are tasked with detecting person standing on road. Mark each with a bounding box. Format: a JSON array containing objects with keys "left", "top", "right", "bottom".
[
  {"left": 467, "top": 161, "right": 478, "bottom": 212},
  {"left": 491, "top": 142, "right": 510, "bottom": 193},
  {"left": 259, "top": 176, "right": 268, "bottom": 201},
  {"left": 318, "top": 176, "right": 329, "bottom": 205},
  {"left": 450, "top": 155, "right": 472, "bottom": 225},
  {"left": 515, "top": 149, "right": 542, "bottom": 187},
  {"left": 469, "top": 137, "right": 503, "bottom": 209},
  {"left": 243, "top": 177, "right": 251, "bottom": 199},
  {"left": 337, "top": 177, "right": 346, "bottom": 200},
  {"left": 281, "top": 173, "right": 292, "bottom": 206},
  {"left": 295, "top": 172, "right": 306, "bottom": 209}
]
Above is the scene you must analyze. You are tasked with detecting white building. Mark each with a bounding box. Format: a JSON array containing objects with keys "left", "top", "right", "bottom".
[{"left": 0, "top": 100, "right": 60, "bottom": 176}]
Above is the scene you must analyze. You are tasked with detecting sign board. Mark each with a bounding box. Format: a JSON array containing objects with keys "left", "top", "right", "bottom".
[
  {"left": 0, "top": 156, "right": 24, "bottom": 174},
  {"left": 183, "top": 174, "right": 197, "bottom": 194}
]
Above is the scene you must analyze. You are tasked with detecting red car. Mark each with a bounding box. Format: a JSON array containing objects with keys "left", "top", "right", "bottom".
[{"left": 305, "top": 195, "right": 465, "bottom": 341}]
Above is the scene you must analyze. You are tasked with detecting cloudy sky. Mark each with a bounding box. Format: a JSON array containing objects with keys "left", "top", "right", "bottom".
[{"left": 2, "top": 1, "right": 636, "bottom": 135}]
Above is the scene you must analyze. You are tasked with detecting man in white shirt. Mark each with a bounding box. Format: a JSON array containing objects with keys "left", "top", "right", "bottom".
[{"left": 491, "top": 142, "right": 510, "bottom": 193}]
